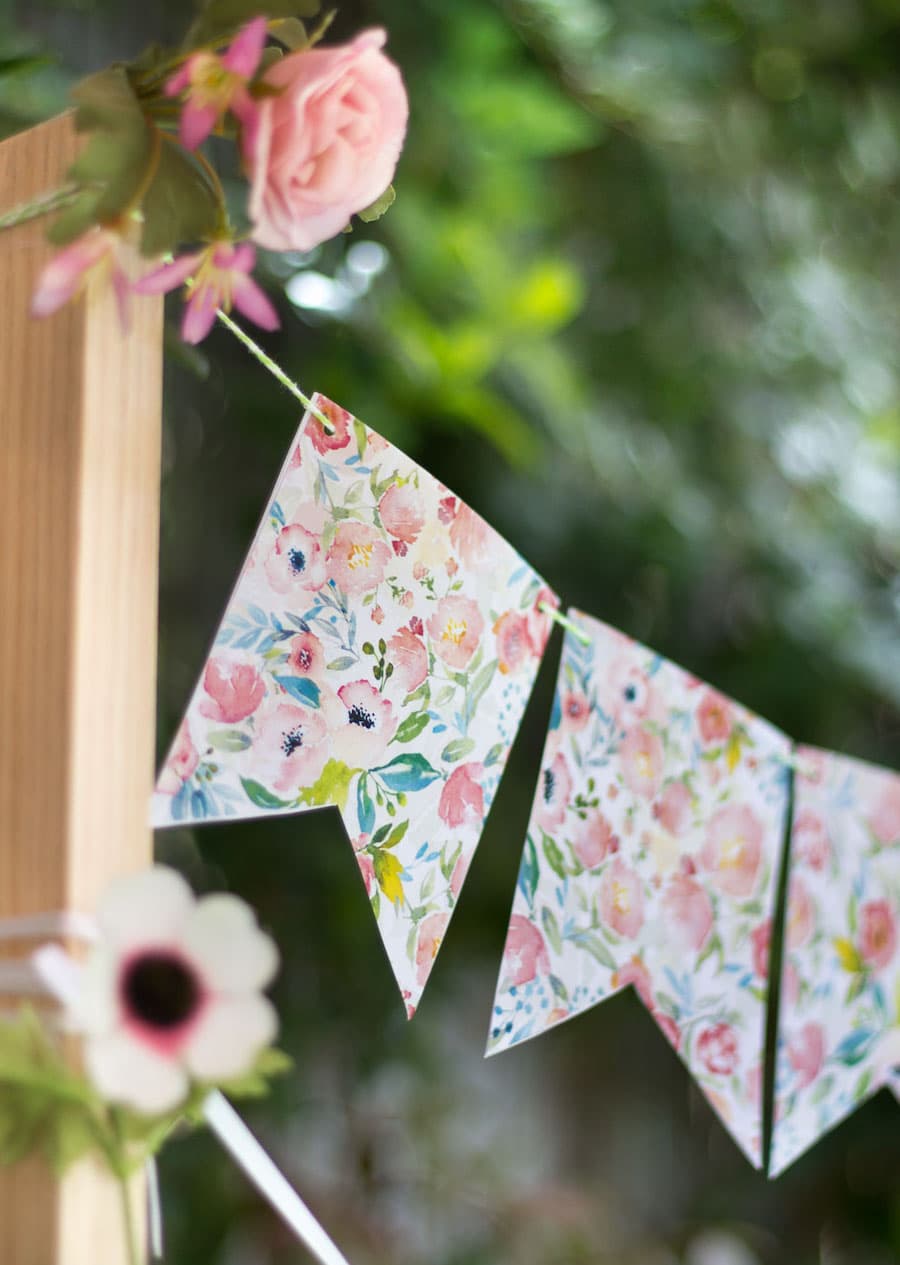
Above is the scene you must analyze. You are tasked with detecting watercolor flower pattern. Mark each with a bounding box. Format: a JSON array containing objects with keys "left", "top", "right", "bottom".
[
  {"left": 152, "top": 395, "right": 556, "bottom": 1013},
  {"left": 488, "top": 611, "right": 791, "bottom": 1168},
  {"left": 771, "top": 747, "right": 900, "bottom": 1175}
]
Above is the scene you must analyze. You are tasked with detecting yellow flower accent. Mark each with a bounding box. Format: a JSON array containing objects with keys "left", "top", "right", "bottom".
[
  {"left": 442, "top": 617, "right": 468, "bottom": 646},
  {"left": 347, "top": 541, "right": 374, "bottom": 570},
  {"left": 833, "top": 936, "right": 864, "bottom": 973},
  {"left": 725, "top": 732, "right": 742, "bottom": 772},
  {"left": 719, "top": 833, "right": 746, "bottom": 870},
  {"left": 374, "top": 850, "right": 404, "bottom": 905},
  {"left": 613, "top": 882, "right": 632, "bottom": 915}
]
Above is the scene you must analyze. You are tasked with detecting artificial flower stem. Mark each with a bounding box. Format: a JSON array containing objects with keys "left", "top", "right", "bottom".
[
  {"left": 215, "top": 309, "right": 334, "bottom": 432},
  {"left": 111, "top": 1113, "right": 141, "bottom": 1265},
  {"left": 538, "top": 601, "right": 592, "bottom": 646},
  {"left": 0, "top": 184, "right": 80, "bottom": 232}
]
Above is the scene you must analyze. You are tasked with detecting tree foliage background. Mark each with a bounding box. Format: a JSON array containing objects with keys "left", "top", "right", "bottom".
[{"left": 3, "top": 0, "right": 900, "bottom": 1261}]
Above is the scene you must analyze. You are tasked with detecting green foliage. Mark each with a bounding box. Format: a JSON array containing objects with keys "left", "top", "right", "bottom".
[
  {"left": 140, "top": 138, "right": 223, "bottom": 257},
  {"left": 185, "top": 0, "right": 321, "bottom": 50},
  {"left": 358, "top": 184, "right": 396, "bottom": 224}
]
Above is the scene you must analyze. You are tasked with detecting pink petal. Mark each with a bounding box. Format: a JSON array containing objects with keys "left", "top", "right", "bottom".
[
  {"left": 30, "top": 231, "right": 111, "bottom": 318},
  {"left": 182, "top": 286, "right": 219, "bottom": 344},
  {"left": 232, "top": 275, "right": 280, "bottom": 331},
  {"left": 134, "top": 252, "right": 202, "bottom": 295},
  {"left": 222, "top": 16, "right": 268, "bottom": 78},
  {"left": 179, "top": 102, "right": 219, "bottom": 151},
  {"left": 231, "top": 89, "right": 261, "bottom": 163},
  {"left": 165, "top": 63, "right": 192, "bottom": 97},
  {"left": 230, "top": 242, "right": 257, "bottom": 275}
]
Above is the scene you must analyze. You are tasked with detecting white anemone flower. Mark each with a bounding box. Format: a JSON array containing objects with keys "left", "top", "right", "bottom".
[{"left": 70, "top": 867, "right": 279, "bottom": 1115}]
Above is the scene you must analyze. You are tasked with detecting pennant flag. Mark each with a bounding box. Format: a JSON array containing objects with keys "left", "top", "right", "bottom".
[
  {"left": 488, "top": 611, "right": 791, "bottom": 1167},
  {"left": 152, "top": 395, "right": 557, "bottom": 1013},
  {"left": 770, "top": 746, "right": 900, "bottom": 1175}
]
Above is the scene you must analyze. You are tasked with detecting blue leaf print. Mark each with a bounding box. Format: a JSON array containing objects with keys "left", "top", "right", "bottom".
[
  {"left": 373, "top": 753, "right": 442, "bottom": 793},
  {"left": 274, "top": 675, "right": 321, "bottom": 708},
  {"left": 357, "top": 776, "right": 376, "bottom": 835}
]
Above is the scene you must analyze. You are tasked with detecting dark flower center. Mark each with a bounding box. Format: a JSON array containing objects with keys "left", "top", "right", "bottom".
[
  {"left": 122, "top": 953, "right": 199, "bottom": 1030},
  {"left": 282, "top": 725, "right": 305, "bottom": 756},
  {"left": 295, "top": 647, "right": 312, "bottom": 670},
  {"left": 287, "top": 547, "right": 306, "bottom": 575},
  {"left": 624, "top": 684, "right": 637, "bottom": 702},
  {"left": 543, "top": 767, "right": 555, "bottom": 803},
  {"left": 348, "top": 704, "right": 376, "bottom": 730}
]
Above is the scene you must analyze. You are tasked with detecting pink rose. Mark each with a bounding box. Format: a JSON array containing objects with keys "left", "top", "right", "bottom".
[
  {"left": 427, "top": 596, "right": 483, "bottom": 670},
  {"left": 438, "top": 763, "right": 485, "bottom": 830},
  {"left": 326, "top": 523, "right": 392, "bottom": 595},
  {"left": 620, "top": 726, "right": 665, "bottom": 800},
  {"left": 379, "top": 482, "right": 425, "bottom": 544},
  {"left": 697, "top": 1023, "right": 739, "bottom": 1076},
  {"left": 793, "top": 809, "right": 830, "bottom": 871},
  {"left": 158, "top": 721, "right": 199, "bottom": 794},
  {"left": 699, "top": 803, "right": 763, "bottom": 898},
  {"left": 653, "top": 781, "right": 692, "bottom": 835},
  {"left": 286, "top": 631, "right": 325, "bottom": 678},
  {"left": 503, "top": 914, "right": 549, "bottom": 986},
  {"left": 448, "top": 502, "right": 495, "bottom": 570},
  {"left": 535, "top": 753, "right": 572, "bottom": 834},
  {"left": 415, "top": 913, "right": 450, "bottom": 986},
  {"left": 788, "top": 1022, "right": 825, "bottom": 1089},
  {"left": 612, "top": 956, "right": 654, "bottom": 1009},
  {"left": 599, "top": 859, "right": 645, "bottom": 939},
  {"left": 386, "top": 626, "right": 428, "bottom": 696},
  {"left": 199, "top": 658, "right": 265, "bottom": 723},
  {"left": 786, "top": 878, "right": 815, "bottom": 950},
  {"left": 859, "top": 900, "right": 897, "bottom": 970},
  {"left": 493, "top": 611, "right": 534, "bottom": 675},
  {"left": 696, "top": 689, "right": 733, "bottom": 745},
  {"left": 248, "top": 30, "right": 408, "bottom": 251},
  {"left": 560, "top": 690, "right": 591, "bottom": 732},
  {"left": 573, "top": 810, "right": 618, "bottom": 869},
  {"left": 869, "top": 778, "right": 900, "bottom": 847},
  {"left": 661, "top": 874, "right": 713, "bottom": 953},
  {"left": 751, "top": 919, "right": 771, "bottom": 978}
]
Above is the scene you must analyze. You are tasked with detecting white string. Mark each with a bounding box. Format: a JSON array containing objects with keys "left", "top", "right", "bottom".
[
  {"left": 204, "top": 1091, "right": 353, "bottom": 1265},
  {"left": 146, "top": 1158, "right": 165, "bottom": 1260},
  {"left": 0, "top": 911, "right": 97, "bottom": 942}
]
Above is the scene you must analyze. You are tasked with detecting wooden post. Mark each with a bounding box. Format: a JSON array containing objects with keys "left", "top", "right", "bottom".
[{"left": 0, "top": 115, "right": 162, "bottom": 1265}]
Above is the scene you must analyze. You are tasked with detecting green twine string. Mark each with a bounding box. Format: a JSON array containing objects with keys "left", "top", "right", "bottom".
[
  {"left": 0, "top": 184, "right": 79, "bottom": 232},
  {"left": 539, "top": 602, "right": 591, "bottom": 646},
  {"left": 215, "top": 309, "right": 334, "bottom": 433}
]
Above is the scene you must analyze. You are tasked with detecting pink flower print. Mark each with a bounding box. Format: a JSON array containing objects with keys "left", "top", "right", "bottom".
[
  {"left": 265, "top": 522, "right": 326, "bottom": 594},
  {"left": 378, "top": 482, "right": 425, "bottom": 543},
  {"left": 653, "top": 781, "right": 692, "bottom": 835},
  {"left": 427, "top": 596, "right": 484, "bottom": 670},
  {"left": 493, "top": 611, "right": 533, "bottom": 676},
  {"left": 607, "top": 655, "right": 659, "bottom": 730},
  {"left": 573, "top": 810, "right": 618, "bottom": 869},
  {"left": 503, "top": 915, "right": 549, "bottom": 986},
  {"left": 333, "top": 680, "right": 396, "bottom": 768},
  {"left": 620, "top": 726, "right": 665, "bottom": 800},
  {"left": 327, "top": 523, "right": 392, "bottom": 596},
  {"left": 746, "top": 1063, "right": 763, "bottom": 1111},
  {"left": 782, "top": 961, "right": 800, "bottom": 1006},
  {"left": 859, "top": 900, "right": 897, "bottom": 970},
  {"left": 158, "top": 721, "right": 199, "bottom": 795},
  {"left": 526, "top": 587, "right": 558, "bottom": 654},
  {"left": 535, "top": 753, "right": 572, "bottom": 834},
  {"left": 386, "top": 627, "right": 428, "bottom": 696},
  {"left": 788, "top": 1022, "right": 825, "bottom": 1089},
  {"left": 612, "top": 955, "right": 654, "bottom": 1008},
  {"left": 286, "top": 632, "right": 325, "bottom": 678},
  {"left": 560, "top": 690, "right": 591, "bottom": 732},
  {"left": 307, "top": 399, "right": 353, "bottom": 454},
  {"left": 793, "top": 809, "right": 830, "bottom": 871},
  {"left": 409, "top": 616, "right": 424, "bottom": 636},
  {"left": 655, "top": 1012, "right": 681, "bottom": 1051},
  {"left": 415, "top": 913, "right": 450, "bottom": 986},
  {"left": 450, "top": 854, "right": 466, "bottom": 898},
  {"left": 661, "top": 874, "right": 713, "bottom": 953},
  {"left": 437, "top": 495, "right": 457, "bottom": 525},
  {"left": 165, "top": 16, "right": 266, "bottom": 151},
  {"left": 199, "top": 658, "right": 265, "bottom": 724},
  {"left": 449, "top": 502, "right": 494, "bottom": 570},
  {"left": 355, "top": 845, "right": 376, "bottom": 897},
  {"left": 699, "top": 804, "right": 763, "bottom": 898},
  {"left": 135, "top": 241, "right": 278, "bottom": 345},
  {"left": 751, "top": 919, "right": 771, "bottom": 978},
  {"left": 372, "top": 605, "right": 385, "bottom": 625},
  {"left": 869, "top": 778, "right": 900, "bottom": 847},
  {"left": 400, "top": 590, "right": 414, "bottom": 609},
  {"left": 599, "top": 859, "right": 645, "bottom": 939},
  {"left": 32, "top": 227, "right": 131, "bottom": 330},
  {"left": 786, "top": 878, "right": 815, "bottom": 950},
  {"left": 697, "top": 1023, "right": 739, "bottom": 1076},
  {"left": 253, "top": 702, "right": 329, "bottom": 794},
  {"left": 438, "top": 763, "right": 485, "bottom": 830},
  {"left": 696, "top": 689, "right": 733, "bottom": 745}
]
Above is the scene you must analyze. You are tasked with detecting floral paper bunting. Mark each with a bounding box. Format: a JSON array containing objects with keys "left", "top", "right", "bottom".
[
  {"left": 488, "top": 611, "right": 791, "bottom": 1167},
  {"left": 152, "top": 395, "right": 557, "bottom": 1013},
  {"left": 770, "top": 747, "right": 900, "bottom": 1175}
]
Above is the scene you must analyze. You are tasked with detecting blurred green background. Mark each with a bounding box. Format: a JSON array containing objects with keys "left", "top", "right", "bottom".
[{"left": 4, "top": 0, "right": 900, "bottom": 1260}]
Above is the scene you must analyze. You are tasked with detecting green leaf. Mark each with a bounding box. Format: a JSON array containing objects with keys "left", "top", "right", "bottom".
[
  {"left": 441, "top": 840, "right": 463, "bottom": 882},
  {"left": 573, "top": 932, "right": 617, "bottom": 970},
  {"left": 517, "top": 834, "right": 539, "bottom": 907},
  {"left": 357, "top": 184, "right": 396, "bottom": 224},
  {"left": 185, "top": 0, "right": 321, "bottom": 49},
  {"left": 466, "top": 658, "right": 498, "bottom": 722},
  {"left": 541, "top": 905, "right": 562, "bottom": 955},
  {"left": 208, "top": 729, "right": 252, "bottom": 752},
  {"left": 393, "top": 711, "right": 431, "bottom": 744},
  {"left": 139, "top": 139, "right": 222, "bottom": 257},
  {"left": 541, "top": 830, "right": 567, "bottom": 880},
  {"left": 240, "top": 778, "right": 290, "bottom": 809},
  {"left": 441, "top": 736, "right": 476, "bottom": 763},
  {"left": 383, "top": 820, "right": 409, "bottom": 849},
  {"left": 268, "top": 17, "right": 310, "bottom": 50},
  {"left": 373, "top": 849, "right": 404, "bottom": 904},
  {"left": 296, "top": 759, "right": 356, "bottom": 812},
  {"left": 65, "top": 67, "right": 157, "bottom": 226}
]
